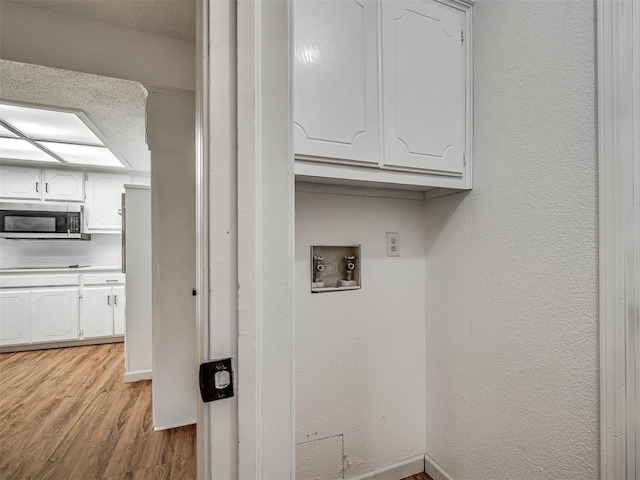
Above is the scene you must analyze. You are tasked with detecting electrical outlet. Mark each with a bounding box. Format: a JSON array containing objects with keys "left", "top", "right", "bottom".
[{"left": 386, "top": 232, "right": 399, "bottom": 257}]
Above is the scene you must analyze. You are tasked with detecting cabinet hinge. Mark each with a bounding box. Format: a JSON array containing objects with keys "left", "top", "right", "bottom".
[
  {"left": 461, "top": 30, "right": 464, "bottom": 43},
  {"left": 463, "top": 153, "right": 467, "bottom": 167}
]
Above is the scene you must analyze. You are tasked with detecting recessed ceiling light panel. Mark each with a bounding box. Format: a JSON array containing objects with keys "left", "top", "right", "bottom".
[
  {"left": 0, "top": 138, "right": 58, "bottom": 162},
  {"left": 39, "top": 142, "right": 125, "bottom": 168},
  {"left": 0, "top": 124, "right": 18, "bottom": 138},
  {"left": 0, "top": 104, "right": 103, "bottom": 145}
]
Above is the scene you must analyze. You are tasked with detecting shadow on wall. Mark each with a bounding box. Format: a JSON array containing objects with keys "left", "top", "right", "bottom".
[{"left": 424, "top": 191, "right": 470, "bottom": 255}]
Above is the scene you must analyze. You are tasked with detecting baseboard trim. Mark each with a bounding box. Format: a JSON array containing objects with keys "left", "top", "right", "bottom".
[
  {"left": 0, "top": 336, "right": 123, "bottom": 353},
  {"left": 153, "top": 418, "right": 197, "bottom": 431},
  {"left": 348, "top": 454, "right": 425, "bottom": 480},
  {"left": 123, "top": 369, "right": 152, "bottom": 383},
  {"left": 424, "top": 453, "right": 456, "bottom": 480}
]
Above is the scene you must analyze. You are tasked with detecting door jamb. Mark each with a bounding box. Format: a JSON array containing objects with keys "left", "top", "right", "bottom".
[
  {"left": 196, "top": 0, "right": 294, "bottom": 478},
  {"left": 598, "top": 1, "right": 639, "bottom": 478}
]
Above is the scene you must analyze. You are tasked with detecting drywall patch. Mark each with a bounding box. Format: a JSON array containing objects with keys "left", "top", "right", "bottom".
[{"left": 296, "top": 434, "right": 345, "bottom": 480}]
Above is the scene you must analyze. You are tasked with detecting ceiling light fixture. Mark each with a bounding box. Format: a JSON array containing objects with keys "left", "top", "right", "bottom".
[{"left": 0, "top": 102, "right": 128, "bottom": 168}]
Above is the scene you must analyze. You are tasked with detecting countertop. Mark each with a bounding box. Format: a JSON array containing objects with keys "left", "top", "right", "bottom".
[{"left": 0, "top": 266, "right": 122, "bottom": 275}]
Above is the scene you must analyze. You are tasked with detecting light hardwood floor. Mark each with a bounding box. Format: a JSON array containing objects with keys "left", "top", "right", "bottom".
[
  {"left": 0, "top": 343, "right": 432, "bottom": 480},
  {"left": 0, "top": 343, "right": 195, "bottom": 480}
]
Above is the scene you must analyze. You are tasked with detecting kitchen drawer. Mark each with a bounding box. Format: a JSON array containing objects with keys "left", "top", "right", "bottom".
[
  {"left": 0, "top": 274, "right": 81, "bottom": 288},
  {"left": 82, "top": 273, "right": 125, "bottom": 285}
]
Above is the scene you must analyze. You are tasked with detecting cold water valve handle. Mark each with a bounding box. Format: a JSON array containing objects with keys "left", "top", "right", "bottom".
[{"left": 344, "top": 255, "right": 356, "bottom": 282}]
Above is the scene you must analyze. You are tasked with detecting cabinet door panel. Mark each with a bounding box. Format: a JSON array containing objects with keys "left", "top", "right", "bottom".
[
  {"left": 85, "top": 172, "right": 129, "bottom": 231},
  {"left": 0, "top": 290, "right": 30, "bottom": 346},
  {"left": 382, "top": 0, "right": 465, "bottom": 174},
  {"left": 0, "top": 166, "right": 41, "bottom": 200},
  {"left": 294, "top": 0, "right": 379, "bottom": 164},
  {"left": 81, "top": 286, "right": 113, "bottom": 338},
  {"left": 44, "top": 169, "right": 84, "bottom": 202},
  {"left": 112, "top": 286, "right": 125, "bottom": 336},
  {"left": 30, "top": 288, "right": 79, "bottom": 343}
]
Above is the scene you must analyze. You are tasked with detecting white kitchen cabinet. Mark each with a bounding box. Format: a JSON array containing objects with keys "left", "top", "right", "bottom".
[
  {"left": 0, "top": 165, "right": 42, "bottom": 200},
  {"left": 381, "top": 0, "right": 465, "bottom": 174},
  {"left": 80, "top": 285, "right": 125, "bottom": 338},
  {"left": 293, "top": 0, "right": 473, "bottom": 193},
  {"left": 30, "top": 287, "right": 80, "bottom": 343},
  {"left": 293, "top": 0, "right": 380, "bottom": 164},
  {"left": 85, "top": 172, "right": 130, "bottom": 232},
  {"left": 0, "top": 290, "right": 30, "bottom": 346},
  {"left": 43, "top": 169, "right": 84, "bottom": 202},
  {"left": 81, "top": 286, "right": 113, "bottom": 338},
  {"left": 113, "top": 285, "right": 126, "bottom": 335}
]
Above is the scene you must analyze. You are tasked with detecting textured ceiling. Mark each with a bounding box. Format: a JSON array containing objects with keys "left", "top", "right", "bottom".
[
  {"left": 0, "top": 60, "right": 150, "bottom": 172},
  {"left": 8, "top": 0, "right": 195, "bottom": 41}
]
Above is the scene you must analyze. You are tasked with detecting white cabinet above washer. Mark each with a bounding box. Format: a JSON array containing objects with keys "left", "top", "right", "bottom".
[
  {"left": 293, "top": 0, "right": 380, "bottom": 165},
  {"left": 293, "top": 0, "right": 473, "bottom": 195}
]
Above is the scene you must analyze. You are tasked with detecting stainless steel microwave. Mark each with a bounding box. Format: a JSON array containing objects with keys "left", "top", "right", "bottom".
[{"left": 0, "top": 202, "right": 91, "bottom": 240}]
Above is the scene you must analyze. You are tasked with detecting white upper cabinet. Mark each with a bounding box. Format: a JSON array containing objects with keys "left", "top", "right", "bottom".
[
  {"left": 0, "top": 165, "right": 41, "bottom": 200},
  {"left": 43, "top": 169, "right": 84, "bottom": 202},
  {"left": 293, "top": 0, "right": 473, "bottom": 193},
  {"left": 381, "top": 0, "right": 465, "bottom": 174},
  {"left": 85, "top": 172, "right": 129, "bottom": 232},
  {"left": 0, "top": 166, "right": 84, "bottom": 202},
  {"left": 294, "top": 0, "right": 380, "bottom": 164}
]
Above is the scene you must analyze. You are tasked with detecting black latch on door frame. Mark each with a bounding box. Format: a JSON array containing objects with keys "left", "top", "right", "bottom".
[{"left": 199, "top": 357, "right": 234, "bottom": 402}]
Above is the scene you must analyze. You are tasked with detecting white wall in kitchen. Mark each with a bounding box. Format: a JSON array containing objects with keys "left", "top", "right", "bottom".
[{"left": 0, "top": 234, "right": 122, "bottom": 270}]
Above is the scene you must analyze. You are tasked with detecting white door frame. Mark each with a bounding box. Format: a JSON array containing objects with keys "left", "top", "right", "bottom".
[
  {"left": 598, "top": 1, "right": 639, "bottom": 478},
  {"left": 196, "top": 0, "right": 294, "bottom": 478}
]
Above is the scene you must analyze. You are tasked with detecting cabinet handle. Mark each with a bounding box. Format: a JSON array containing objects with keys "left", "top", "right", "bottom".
[
  {"left": 107, "top": 295, "right": 110, "bottom": 305},
  {"left": 45, "top": 183, "right": 49, "bottom": 193},
  {"left": 35, "top": 182, "right": 39, "bottom": 192},
  {"left": 114, "top": 295, "right": 117, "bottom": 305}
]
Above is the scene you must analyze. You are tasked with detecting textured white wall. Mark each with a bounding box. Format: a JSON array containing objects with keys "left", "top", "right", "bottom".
[
  {"left": 296, "top": 191, "right": 426, "bottom": 478},
  {"left": 124, "top": 186, "right": 152, "bottom": 377},
  {"left": 0, "top": 0, "right": 195, "bottom": 90},
  {"left": 148, "top": 91, "right": 197, "bottom": 429},
  {"left": 424, "top": 1, "right": 598, "bottom": 478}
]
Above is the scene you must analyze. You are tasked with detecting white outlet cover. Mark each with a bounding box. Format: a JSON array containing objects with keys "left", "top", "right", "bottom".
[{"left": 386, "top": 232, "right": 399, "bottom": 257}]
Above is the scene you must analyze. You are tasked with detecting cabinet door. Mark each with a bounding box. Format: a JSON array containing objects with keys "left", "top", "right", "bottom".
[
  {"left": 112, "top": 286, "right": 125, "bottom": 336},
  {"left": 0, "top": 290, "right": 30, "bottom": 346},
  {"left": 294, "top": 0, "right": 379, "bottom": 164},
  {"left": 381, "top": 0, "right": 465, "bottom": 174},
  {"left": 0, "top": 165, "right": 42, "bottom": 200},
  {"left": 30, "top": 288, "right": 79, "bottom": 343},
  {"left": 43, "top": 169, "right": 84, "bottom": 202},
  {"left": 81, "top": 286, "right": 114, "bottom": 338},
  {"left": 85, "top": 172, "right": 129, "bottom": 232}
]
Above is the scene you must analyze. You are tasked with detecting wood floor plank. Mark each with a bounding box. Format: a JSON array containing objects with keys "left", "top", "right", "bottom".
[
  {"left": 0, "top": 344, "right": 125, "bottom": 479},
  {"left": 0, "top": 343, "right": 196, "bottom": 480},
  {"left": 402, "top": 474, "right": 433, "bottom": 480}
]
